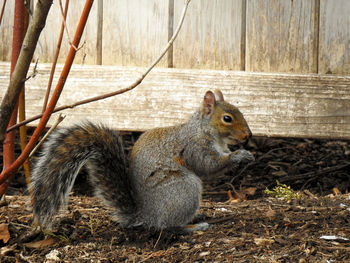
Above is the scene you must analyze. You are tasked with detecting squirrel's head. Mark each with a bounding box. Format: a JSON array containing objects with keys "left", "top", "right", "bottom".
[{"left": 201, "top": 89, "right": 252, "bottom": 146}]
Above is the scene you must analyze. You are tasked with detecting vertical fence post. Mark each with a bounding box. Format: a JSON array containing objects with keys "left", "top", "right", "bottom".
[
  {"left": 167, "top": 0, "right": 174, "bottom": 68},
  {"left": 96, "top": 0, "right": 103, "bottom": 65}
]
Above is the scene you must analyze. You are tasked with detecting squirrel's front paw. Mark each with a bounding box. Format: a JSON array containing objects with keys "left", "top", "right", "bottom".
[{"left": 232, "top": 149, "right": 255, "bottom": 164}]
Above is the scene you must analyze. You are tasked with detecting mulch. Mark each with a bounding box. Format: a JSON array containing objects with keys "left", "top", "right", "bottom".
[{"left": 1, "top": 134, "right": 350, "bottom": 262}]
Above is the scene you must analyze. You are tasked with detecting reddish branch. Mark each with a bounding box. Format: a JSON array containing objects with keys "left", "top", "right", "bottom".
[
  {"left": 0, "top": 0, "right": 94, "bottom": 192},
  {"left": 0, "top": 0, "right": 53, "bottom": 145},
  {"left": 18, "top": 3, "right": 31, "bottom": 188},
  {"left": 3, "top": 0, "right": 26, "bottom": 172},
  {"left": 42, "top": 0, "right": 70, "bottom": 112}
]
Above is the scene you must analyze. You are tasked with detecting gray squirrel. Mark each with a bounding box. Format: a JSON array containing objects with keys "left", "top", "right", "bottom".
[{"left": 30, "top": 89, "right": 254, "bottom": 231}]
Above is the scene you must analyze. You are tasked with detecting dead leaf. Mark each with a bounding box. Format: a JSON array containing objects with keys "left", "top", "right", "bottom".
[
  {"left": 254, "top": 237, "right": 275, "bottom": 246},
  {"left": 271, "top": 170, "right": 288, "bottom": 177},
  {"left": 296, "top": 142, "right": 308, "bottom": 149},
  {"left": 333, "top": 187, "right": 341, "bottom": 195},
  {"left": 0, "top": 223, "right": 10, "bottom": 243},
  {"left": 0, "top": 244, "right": 17, "bottom": 256},
  {"left": 242, "top": 187, "right": 257, "bottom": 196},
  {"left": 265, "top": 206, "right": 276, "bottom": 220},
  {"left": 228, "top": 187, "right": 257, "bottom": 203},
  {"left": 24, "top": 237, "right": 58, "bottom": 248},
  {"left": 227, "top": 190, "right": 242, "bottom": 203}
]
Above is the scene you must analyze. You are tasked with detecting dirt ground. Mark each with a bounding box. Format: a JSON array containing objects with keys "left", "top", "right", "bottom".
[{"left": 1, "top": 135, "right": 350, "bottom": 262}]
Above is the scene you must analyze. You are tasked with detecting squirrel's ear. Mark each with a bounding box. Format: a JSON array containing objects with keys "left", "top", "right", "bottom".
[
  {"left": 202, "top": 90, "right": 216, "bottom": 117},
  {"left": 214, "top": 89, "right": 224, "bottom": 102}
]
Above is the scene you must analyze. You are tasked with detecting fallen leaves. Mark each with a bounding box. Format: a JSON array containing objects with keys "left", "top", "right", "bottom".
[
  {"left": 24, "top": 237, "right": 58, "bottom": 248},
  {"left": 332, "top": 187, "right": 342, "bottom": 195},
  {"left": 227, "top": 187, "right": 257, "bottom": 203},
  {"left": 0, "top": 223, "right": 10, "bottom": 243},
  {"left": 0, "top": 244, "right": 16, "bottom": 256},
  {"left": 254, "top": 237, "right": 275, "bottom": 247}
]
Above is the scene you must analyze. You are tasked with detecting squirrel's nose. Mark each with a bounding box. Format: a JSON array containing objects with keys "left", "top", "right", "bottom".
[
  {"left": 243, "top": 128, "right": 252, "bottom": 140},
  {"left": 241, "top": 129, "right": 252, "bottom": 146}
]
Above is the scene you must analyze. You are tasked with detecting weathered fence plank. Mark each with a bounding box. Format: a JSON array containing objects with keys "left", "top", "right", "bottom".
[
  {"left": 34, "top": 0, "right": 98, "bottom": 65},
  {"left": 1, "top": 61, "right": 350, "bottom": 139},
  {"left": 246, "top": 0, "right": 318, "bottom": 73},
  {"left": 173, "top": 0, "right": 244, "bottom": 70},
  {"left": 2, "top": 0, "right": 350, "bottom": 75},
  {"left": 319, "top": 0, "right": 350, "bottom": 74},
  {"left": 0, "top": 0, "right": 14, "bottom": 61},
  {"left": 101, "top": 0, "right": 169, "bottom": 67}
]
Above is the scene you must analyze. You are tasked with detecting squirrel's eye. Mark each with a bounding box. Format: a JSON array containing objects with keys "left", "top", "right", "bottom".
[{"left": 223, "top": 115, "right": 233, "bottom": 123}]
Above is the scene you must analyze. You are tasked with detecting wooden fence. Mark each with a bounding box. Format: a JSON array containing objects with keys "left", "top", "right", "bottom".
[
  {"left": 0, "top": 0, "right": 350, "bottom": 138},
  {"left": 1, "top": 0, "right": 350, "bottom": 74}
]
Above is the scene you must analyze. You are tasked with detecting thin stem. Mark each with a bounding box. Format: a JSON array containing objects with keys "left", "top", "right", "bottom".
[
  {"left": 29, "top": 114, "right": 65, "bottom": 158},
  {"left": 0, "top": 0, "right": 7, "bottom": 26},
  {"left": 0, "top": 0, "right": 53, "bottom": 144},
  {"left": 0, "top": 0, "right": 94, "bottom": 188},
  {"left": 42, "top": 0, "right": 70, "bottom": 112}
]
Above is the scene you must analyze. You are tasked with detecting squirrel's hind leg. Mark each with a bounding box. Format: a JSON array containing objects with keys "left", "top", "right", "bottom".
[{"left": 136, "top": 170, "right": 203, "bottom": 230}]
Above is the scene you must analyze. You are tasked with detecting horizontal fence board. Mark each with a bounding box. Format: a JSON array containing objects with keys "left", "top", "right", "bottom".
[
  {"left": 319, "top": 0, "right": 350, "bottom": 74},
  {"left": 1, "top": 61, "right": 350, "bottom": 139},
  {"left": 246, "top": 0, "right": 318, "bottom": 73}
]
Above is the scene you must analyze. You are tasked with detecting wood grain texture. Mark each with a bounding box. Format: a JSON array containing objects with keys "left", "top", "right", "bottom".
[
  {"left": 173, "top": 0, "right": 244, "bottom": 70},
  {"left": 1, "top": 61, "right": 350, "bottom": 139},
  {"left": 101, "top": 0, "right": 168, "bottom": 67},
  {"left": 0, "top": 0, "right": 14, "bottom": 61},
  {"left": 2, "top": 1, "right": 350, "bottom": 75},
  {"left": 34, "top": 0, "right": 98, "bottom": 65},
  {"left": 319, "top": 0, "right": 350, "bottom": 74},
  {"left": 246, "top": 0, "right": 318, "bottom": 73}
]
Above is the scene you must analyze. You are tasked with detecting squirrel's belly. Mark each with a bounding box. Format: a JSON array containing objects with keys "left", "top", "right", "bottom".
[{"left": 135, "top": 171, "right": 202, "bottom": 229}]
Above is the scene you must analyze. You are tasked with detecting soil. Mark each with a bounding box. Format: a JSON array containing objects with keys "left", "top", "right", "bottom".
[{"left": 1, "top": 135, "right": 350, "bottom": 262}]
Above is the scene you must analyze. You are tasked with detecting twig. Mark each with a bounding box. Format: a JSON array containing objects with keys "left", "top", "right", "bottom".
[
  {"left": 0, "top": 0, "right": 53, "bottom": 144},
  {"left": 59, "top": 0, "right": 79, "bottom": 51},
  {"left": 153, "top": 229, "right": 163, "bottom": 249},
  {"left": 0, "top": 0, "right": 6, "bottom": 26},
  {"left": 42, "top": 0, "right": 69, "bottom": 112},
  {"left": 278, "top": 162, "right": 350, "bottom": 184},
  {"left": 0, "top": 0, "right": 93, "bottom": 188},
  {"left": 29, "top": 114, "right": 65, "bottom": 158},
  {"left": 23, "top": 58, "right": 38, "bottom": 81},
  {"left": 7, "top": 0, "right": 192, "bottom": 133},
  {"left": 24, "top": 0, "right": 33, "bottom": 16}
]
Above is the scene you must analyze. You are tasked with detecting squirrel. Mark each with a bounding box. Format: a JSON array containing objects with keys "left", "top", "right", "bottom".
[{"left": 30, "top": 89, "right": 254, "bottom": 231}]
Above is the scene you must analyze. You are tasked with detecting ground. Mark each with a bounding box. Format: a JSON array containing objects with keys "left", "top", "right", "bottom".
[{"left": 1, "top": 135, "right": 350, "bottom": 262}]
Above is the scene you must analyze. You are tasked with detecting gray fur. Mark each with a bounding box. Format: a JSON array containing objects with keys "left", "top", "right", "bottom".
[{"left": 30, "top": 90, "right": 254, "bottom": 230}]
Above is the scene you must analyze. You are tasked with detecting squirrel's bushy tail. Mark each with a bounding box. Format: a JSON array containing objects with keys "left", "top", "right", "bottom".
[{"left": 30, "top": 122, "right": 136, "bottom": 228}]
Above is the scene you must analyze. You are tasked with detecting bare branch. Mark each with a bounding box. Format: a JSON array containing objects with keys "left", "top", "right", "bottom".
[
  {"left": 0, "top": 0, "right": 7, "bottom": 26},
  {"left": 29, "top": 114, "right": 66, "bottom": 158},
  {"left": 0, "top": 0, "right": 94, "bottom": 188},
  {"left": 0, "top": 0, "right": 53, "bottom": 144},
  {"left": 42, "top": 0, "right": 70, "bottom": 112}
]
